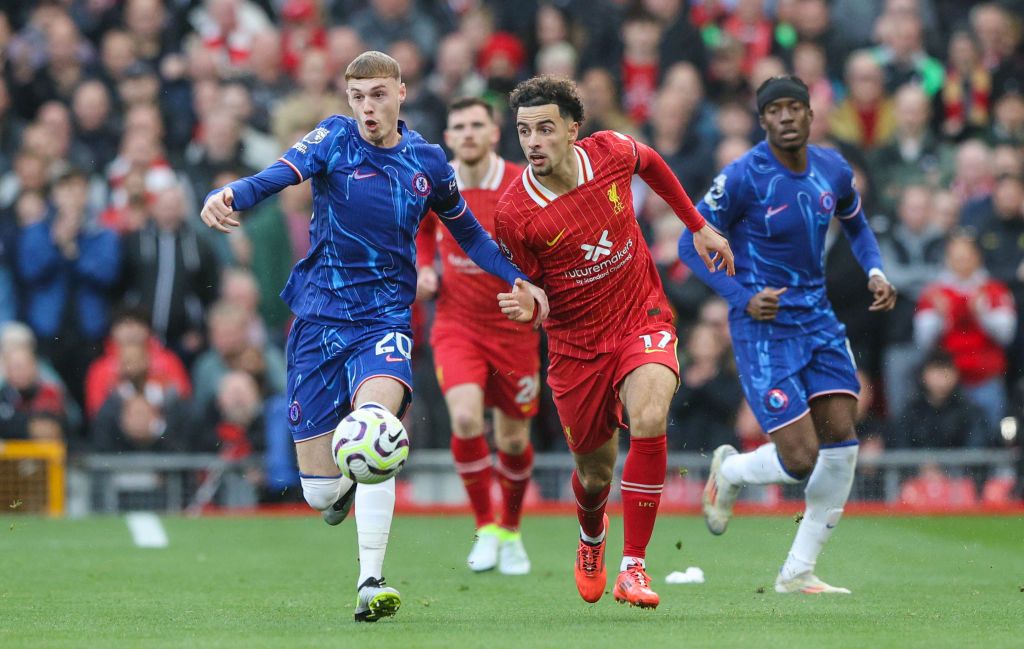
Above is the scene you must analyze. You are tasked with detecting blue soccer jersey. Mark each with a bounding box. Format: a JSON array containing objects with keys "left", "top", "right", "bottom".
[
  {"left": 679, "top": 141, "right": 884, "bottom": 342},
  {"left": 220, "top": 115, "right": 525, "bottom": 328}
]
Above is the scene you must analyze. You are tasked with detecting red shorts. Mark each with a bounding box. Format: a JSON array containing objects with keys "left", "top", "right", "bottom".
[
  {"left": 431, "top": 320, "right": 541, "bottom": 419},
  {"left": 547, "top": 323, "right": 680, "bottom": 454}
]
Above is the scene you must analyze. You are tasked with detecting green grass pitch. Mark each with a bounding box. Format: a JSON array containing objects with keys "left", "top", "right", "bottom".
[{"left": 2, "top": 514, "right": 1021, "bottom": 649}]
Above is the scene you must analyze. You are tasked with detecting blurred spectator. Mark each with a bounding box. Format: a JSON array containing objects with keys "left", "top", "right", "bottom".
[
  {"left": 989, "top": 90, "right": 1024, "bottom": 147},
  {"left": 792, "top": 41, "right": 834, "bottom": 112},
  {"left": 70, "top": 79, "right": 119, "bottom": 171},
  {"left": 124, "top": 0, "right": 178, "bottom": 66},
  {"left": 11, "top": 13, "right": 95, "bottom": 117},
  {"left": 871, "top": 84, "right": 954, "bottom": 215},
  {"left": 189, "top": 0, "right": 272, "bottom": 77},
  {"left": 245, "top": 30, "right": 294, "bottom": 134},
  {"left": 194, "top": 370, "right": 296, "bottom": 499},
  {"left": 938, "top": 29, "right": 992, "bottom": 141},
  {"left": 349, "top": 0, "right": 441, "bottom": 61},
  {"left": 325, "top": 25, "right": 367, "bottom": 79},
  {"left": 787, "top": 0, "right": 848, "bottom": 80},
  {"left": 723, "top": 0, "right": 774, "bottom": 77},
  {"left": 706, "top": 34, "right": 750, "bottom": 106},
  {"left": 0, "top": 78, "right": 26, "bottom": 176},
  {"left": 950, "top": 139, "right": 995, "bottom": 205},
  {"left": 830, "top": 50, "right": 897, "bottom": 150},
  {"left": 184, "top": 108, "right": 255, "bottom": 213},
  {"left": 17, "top": 167, "right": 120, "bottom": 406},
  {"left": 119, "top": 180, "right": 221, "bottom": 365},
  {"left": 669, "top": 323, "right": 743, "bottom": 451},
  {"left": 831, "top": 0, "right": 941, "bottom": 65},
  {"left": 92, "top": 389, "right": 192, "bottom": 453},
  {"left": 896, "top": 350, "right": 986, "bottom": 447},
  {"left": 98, "top": 28, "right": 138, "bottom": 88},
  {"left": 279, "top": 0, "right": 327, "bottom": 77},
  {"left": 191, "top": 301, "right": 286, "bottom": 417},
  {"left": 0, "top": 345, "right": 70, "bottom": 442},
  {"left": 219, "top": 80, "right": 280, "bottom": 167},
  {"left": 536, "top": 42, "right": 579, "bottom": 79},
  {"left": 644, "top": 88, "right": 714, "bottom": 196},
  {"left": 219, "top": 267, "right": 268, "bottom": 347},
  {"left": 619, "top": 9, "right": 662, "bottom": 124},
  {"left": 578, "top": 67, "right": 638, "bottom": 138},
  {"left": 642, "top": 0, "right": 707, "bottom": 74},
  {"left": 970, "top": 2, "right": 1024, "bottom": 99},
  {"left": 915, "top": 233, "right": 1016, "bottom": 433},
  {"left": 390, "top": 40, "right": 445, "bottom": 144},
  {"left": 661, "top": 62, "right": 720, "bottom": 145},
  {"left": 879, "top": 185, "right": 947, "bottom": 417},
  {"left": 427, "top": 33, "right": 487, "bottom": 105},
  {"left": 273, "top": 48, "right": 346, "bottom": 142},
  {"left": 84, "top": 308, "right": 192, "bottom": 421},
  {"left": 871, "top": 8, "right": 944, "bottom": 96}
]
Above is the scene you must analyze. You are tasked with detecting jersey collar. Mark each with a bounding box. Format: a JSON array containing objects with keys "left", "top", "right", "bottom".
[
  {"left": 453, "top": 153, "right": 504, "bottom": 191},
  {"left": 522, "top": 145, "right": 594, "bottom": 208}
]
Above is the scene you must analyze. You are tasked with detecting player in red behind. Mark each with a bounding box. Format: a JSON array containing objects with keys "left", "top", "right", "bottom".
[
  {"left": 416, "top": 98, "right": 540, "bottom": 576},
  {"left": 495, "top": 76, "right": 735, "bottom": 608}
]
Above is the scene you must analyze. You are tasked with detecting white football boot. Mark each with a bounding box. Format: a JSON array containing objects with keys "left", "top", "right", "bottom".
[
  {"left": 497, "top": 530, "right": 531, "bottom": 575},
  {"left": 703, "top": 444, "right": 740, "bottom": 535},
  {"left": 775, "top": 571, "right": 852, "bottom": 594},
  {"left": 466, "top": 523, "right": 501, "bottom": 572},
  {"left": 354, "top": 577, "right": 402, "bottom": 622}
]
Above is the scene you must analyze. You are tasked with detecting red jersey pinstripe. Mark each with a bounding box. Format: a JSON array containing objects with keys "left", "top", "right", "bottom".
[{"left": 494, "top": 131, "right": 674, "bottom": 360}]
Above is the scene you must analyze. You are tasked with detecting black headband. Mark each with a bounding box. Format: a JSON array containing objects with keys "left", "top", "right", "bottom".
[{"left": 757, "top": 77, "right": 810, "bottom": 114}]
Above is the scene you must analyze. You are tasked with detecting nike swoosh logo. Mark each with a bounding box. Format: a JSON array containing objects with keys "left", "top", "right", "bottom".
[
  {"left": 644, "top": 348, "right": 667, "bottom": 354},
  {"left": 546, "top": 228, "right": 567, "bottom": 247},
  {"left": 387, "top": 430, "right": 403, "bottom": 443},
  {"left": 385, "top": 355, "right": 404, "bottom": 362},
  {"left": 766, "top": 204, "right": 788, "bottom": 217},
  {"left": 353, "top": 170, "right": 377, "bottom": 180}
]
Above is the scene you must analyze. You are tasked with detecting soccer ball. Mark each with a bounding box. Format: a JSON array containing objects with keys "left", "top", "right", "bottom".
[{"left": 332, "top": 406, "right": 410, "bottom": 484}]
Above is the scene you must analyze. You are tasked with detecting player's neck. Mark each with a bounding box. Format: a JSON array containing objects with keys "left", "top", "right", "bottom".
[
  {"left": 457, "top": 152, "right": 495, "bottom": 188},
  {"left": 359, "top": 124, "right": 403, "bottom": 149},
  {"left": 534, "top": 150, "right": 579, "bottom": 196},
  {"left": 768, "top": 142, "right": 808, "bottom": 173}
]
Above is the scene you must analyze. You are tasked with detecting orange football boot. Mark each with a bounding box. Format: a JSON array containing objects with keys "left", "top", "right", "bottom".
[
  {"left": 613, "top": 562, "right": 660, "bottom": 609},
  {"left": 574, "top": 514, "right": 609, "bottom": 603}
]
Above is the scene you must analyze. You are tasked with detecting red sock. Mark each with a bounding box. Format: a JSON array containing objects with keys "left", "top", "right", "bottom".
[
  {"left": 496, "top": 443, "right": 534, "bottom": 531},
  {"left": 621, "top": 435, "right": 667, "bottom": 560},
  {"left": 451, "top": 435, "right": 494, "bottom": 529},
  {"left": 571, "top": 470, "right": 610, "bottom": 539}
]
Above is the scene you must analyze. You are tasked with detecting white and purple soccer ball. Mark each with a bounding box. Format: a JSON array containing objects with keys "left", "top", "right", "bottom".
[{"left": 332, "top": 406, "right": 410, "bottom": 484}]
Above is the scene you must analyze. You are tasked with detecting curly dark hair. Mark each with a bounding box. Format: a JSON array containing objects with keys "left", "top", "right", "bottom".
[{"left": 508, "top": 75, "right": 585, "bottom": 124}]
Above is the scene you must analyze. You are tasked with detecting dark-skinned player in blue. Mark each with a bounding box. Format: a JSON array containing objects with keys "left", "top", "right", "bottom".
[{"left": 678, "top": 76, "right": 896, "bottom": 595}]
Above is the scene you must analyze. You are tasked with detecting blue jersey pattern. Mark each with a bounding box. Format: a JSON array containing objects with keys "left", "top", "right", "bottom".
[
  {"left": 226, "top": 116, "right": 523, "bottom": 328},
  {"left": 685, "top": 142, "right": 881, "bottom": 341}
]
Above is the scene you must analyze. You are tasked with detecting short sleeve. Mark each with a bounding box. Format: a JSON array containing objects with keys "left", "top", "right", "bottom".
[
  {"left": 696, "top": 160, "right": 746, "bottom": 232},
  {"left": 494, "top": 203, "right": 542, "bottom": 281},
  {"left": 279, "top": 117, "right": 341, "bottom": 181}
]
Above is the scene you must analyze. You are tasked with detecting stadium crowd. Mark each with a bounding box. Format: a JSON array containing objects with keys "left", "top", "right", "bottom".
[{"left": 0, "top": 0, "right": 1022, "bottom": 499}]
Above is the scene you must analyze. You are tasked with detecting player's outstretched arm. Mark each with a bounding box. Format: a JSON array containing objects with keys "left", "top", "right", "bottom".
[
  {"left": 201, "top": 158, "right": 305, "bottom": 233},
  {"left": 634, "top": 140, "right": 735, "bottom": 275},
  {"left": 678, "top": 229, "right": 753, "bottom": 310},
  {"left": 436, "top": 200, "right": 529, "bottom": 288}
]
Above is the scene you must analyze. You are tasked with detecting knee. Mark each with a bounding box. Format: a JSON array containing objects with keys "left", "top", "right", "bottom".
[
  {"left": 779, "top": 444, "right": 819, "bottom": 480},
  {"left": 576, "top": 465, "right": 613, "bottom": 493},
  {"left": 629, "top": 403, "right": 669, "bottom": 437},
  {"left": 497, "top": 434, "right": 528, "bottom": 455},
  {"left": 301, "top": 476, "right": 343, "bottom": 511},
  {"left": 450, "top": 407, "right": 483, "bottom": 438}
]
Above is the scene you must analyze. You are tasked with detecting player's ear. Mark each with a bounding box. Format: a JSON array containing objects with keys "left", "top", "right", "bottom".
[
  {"left": 567, "top": 119, "right": 579, "bottom": 144},
  {"left": 398, "top": 82, "right": 407, "bottom": 103},
  {"left": 443, "top": 127, "right": 455, "bottom": 150}
]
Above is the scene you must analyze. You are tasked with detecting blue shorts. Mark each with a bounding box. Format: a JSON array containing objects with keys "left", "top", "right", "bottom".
[
  {"left": 733, "top": 329, "right": 860, "bottom": 434},
  {"left": 285, "top": 318, "right": 414, "bottom": 442}
]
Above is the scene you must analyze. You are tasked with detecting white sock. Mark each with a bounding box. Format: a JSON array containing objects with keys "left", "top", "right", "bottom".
[
  {"left": 620, "top": 556, "right": 645, "bottom": 571},
  {"left": 299, "top": 474, "right": 353, "bottom": 511},
  {"left": 580, "top": 525, "right": 606, "bottom": 545},
  {"left": 355, "top": 477, "right": 396, "bottom": 587},
  {"left": 720, "top": 442, "right": 802, "bottom": 486},
  {"left": 780, "top": 443, "right": 859, "bottom": 580}
]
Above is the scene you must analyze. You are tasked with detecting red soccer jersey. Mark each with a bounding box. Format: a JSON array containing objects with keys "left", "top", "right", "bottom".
[
  {"left": 417, "top": 155, "right": 530, "bottom": 332},
  {"left": 494, "top": 131, "right": 676, "bottom": 360}
]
